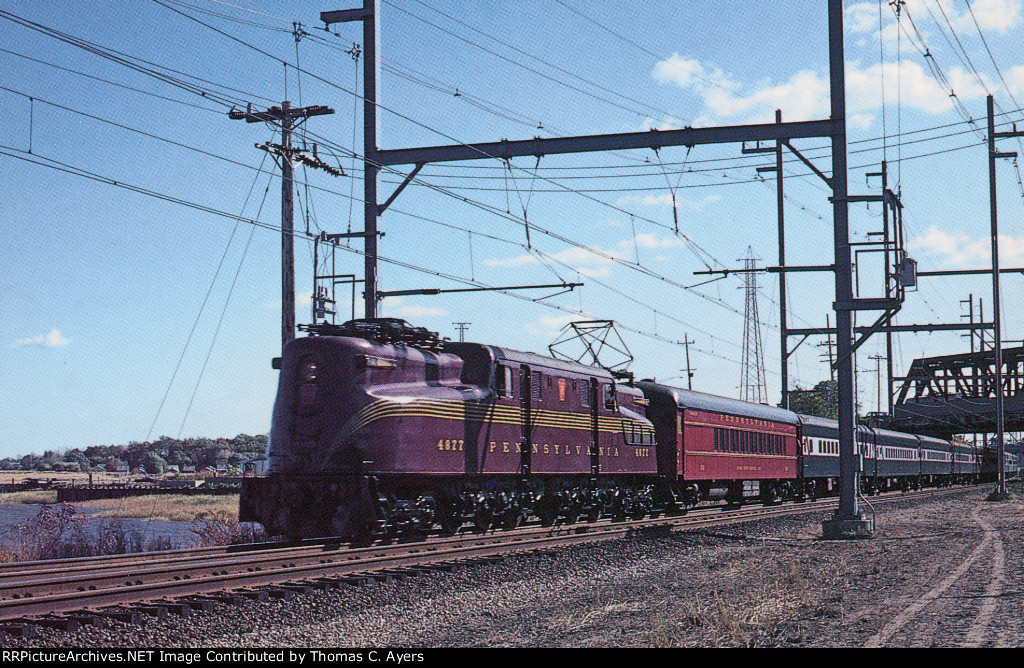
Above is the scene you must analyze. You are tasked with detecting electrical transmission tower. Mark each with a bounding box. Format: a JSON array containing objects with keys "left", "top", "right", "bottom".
[{"left": 739, "top": 247, "right": 767, "bottom": 404}]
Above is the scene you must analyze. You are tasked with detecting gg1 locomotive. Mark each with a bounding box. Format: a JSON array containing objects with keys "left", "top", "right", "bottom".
[{"left": 240, "top": 318, "right": 1016, "bottom": 539}]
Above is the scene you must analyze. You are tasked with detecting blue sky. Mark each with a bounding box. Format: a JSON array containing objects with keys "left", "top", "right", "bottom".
[{"left": 1, "top": 0, "right": 1023, "bottom": 457}]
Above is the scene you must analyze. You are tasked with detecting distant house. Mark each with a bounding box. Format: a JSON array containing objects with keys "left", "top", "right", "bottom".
[
  {"left": 244, "top": 458, "right": 269, "bottom": 476},
  {"left": 182, "top": 465, "right": 196, "bottom": 474},
  {"left": 115, "top": 465, "right": 129, "bottom": 474},
  {"left": 166, "top": 465, "right": 180, "bottom": 474}
]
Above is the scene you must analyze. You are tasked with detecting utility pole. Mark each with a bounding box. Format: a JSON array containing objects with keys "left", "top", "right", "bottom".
[
  {"left": 683, "top": 334, "right": 695, "bottom": 390},
  {"left": 229, "top": 101, "right": 336, "bottom": 352},
  {"left": 869, "top": 353, "right": 885, "bottom": 415},
  {"left": 775, "top": 110, "right": 788, "bottom": 409},
  {"left": 986, "top": 93, "right": 1023, "bottom": 499},
  {"left": 321, "top": 0, "right": 380, "bottom": 319},
  {"left": 823, "top": 0, "right": 872, "bottom": 538},
  {"left": 818, "top": 314, "right": 836, "bottom": 381},
  {"left": 453, "top": 322, "right": 471, "bottom": 342}
]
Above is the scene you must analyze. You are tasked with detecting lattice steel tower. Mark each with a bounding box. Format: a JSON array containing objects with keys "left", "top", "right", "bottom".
[{"left": 740, "top": 247, "right": 767, "bottom": 404}]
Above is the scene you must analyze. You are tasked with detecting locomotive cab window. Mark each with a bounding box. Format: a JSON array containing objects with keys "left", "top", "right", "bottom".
[
  {"left": 603, "top": 383, "right": 616, "bottom": 410},
  {"left": 495, "top": 364, "right": 513, "bottom": 397}
]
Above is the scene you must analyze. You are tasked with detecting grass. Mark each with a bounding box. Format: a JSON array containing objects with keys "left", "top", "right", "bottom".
[
  {"left": 0, "top": 490, "right": 59, "bottom": 505},
  {"left": 0, "top": 487, "right": 239, "bottom": 523},
  {"left": 76, "top": 494, "right": 240, "bottom": 523}
]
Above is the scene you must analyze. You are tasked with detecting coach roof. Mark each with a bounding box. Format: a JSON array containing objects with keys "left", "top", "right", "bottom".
[{"left": 637, "top": 381, "right": 800, "bottom": 425}]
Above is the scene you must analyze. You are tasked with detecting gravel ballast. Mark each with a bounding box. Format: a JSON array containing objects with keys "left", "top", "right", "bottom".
[{"left": 6, "top": 484, "right": 1023, "bottom": 648}]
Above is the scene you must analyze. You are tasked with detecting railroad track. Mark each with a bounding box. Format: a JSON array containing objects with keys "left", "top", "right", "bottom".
[{"left": 0, "top": 485, "right": 969, "bottom": 628}]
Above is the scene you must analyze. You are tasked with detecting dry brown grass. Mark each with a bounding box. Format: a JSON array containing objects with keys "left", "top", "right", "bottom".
[
  {"left": 653, "top": 584, "right": 802, "bottom": 647},
  {"left": 0, "top": 490, "right": 59, "bottom": 505},
  {"left": 76, "top": 494, "right": 239, "bottom": 523}
]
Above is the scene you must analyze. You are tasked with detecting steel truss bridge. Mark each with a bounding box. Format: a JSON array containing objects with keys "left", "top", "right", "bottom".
[{"left": 891, "top": 346, "right": 1024, "bottom": 439}]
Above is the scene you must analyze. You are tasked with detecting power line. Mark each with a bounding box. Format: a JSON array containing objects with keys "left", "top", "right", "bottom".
[
  {"left": 0, "top": 46, "right": 226, "bottom": 115},
  {"left": 386, "top": 0, "right": 694, "bottom": 128},
  {"left": 9, "top": 5, "right": 1007, "bottom": 393},
  {"left": 550, "top": 0, "right": 775, "bottom": 115},
  {"left": 149, "top": 155, "right": 272, "bottom": 440}
]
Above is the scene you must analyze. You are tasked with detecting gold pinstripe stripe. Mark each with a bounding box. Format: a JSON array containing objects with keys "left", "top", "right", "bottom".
[
  {"left": 346, "top": 399, "right": 652, "bottom": 435},
  {"left": 687, "top": 452, "right": 797, "bottom": 461},
  {"left": 683, "top": 419, "right": 795, "bottom": 435}
]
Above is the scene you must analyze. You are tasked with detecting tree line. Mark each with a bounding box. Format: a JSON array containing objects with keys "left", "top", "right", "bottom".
[{"left": 0, "top": 434, "right": 268, "bottom": 474}]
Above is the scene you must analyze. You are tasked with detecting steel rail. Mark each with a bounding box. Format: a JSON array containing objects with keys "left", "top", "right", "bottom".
[{"left": 0, "top": 486, "right": 969, "bottom": 622}]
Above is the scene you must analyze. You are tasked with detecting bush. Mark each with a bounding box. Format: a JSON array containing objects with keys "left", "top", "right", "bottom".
[
  {"left": 190, "top": 511, "right": 266, "bottom": 547},
  {"left": 0, "top": 503, "right": 172, "bottom": 561}
]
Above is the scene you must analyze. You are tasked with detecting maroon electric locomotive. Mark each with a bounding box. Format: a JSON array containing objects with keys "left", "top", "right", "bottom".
[{"left": 241, "top": 319, "right": 658, "bottom": 538}]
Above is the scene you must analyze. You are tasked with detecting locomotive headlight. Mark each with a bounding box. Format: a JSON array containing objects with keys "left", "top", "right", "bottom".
[
  {"left": 358, "top": 355, "right": 397, "bottom": 370},
  {"left": 300, "top": 360, "right": 319, "bottom": 382}
]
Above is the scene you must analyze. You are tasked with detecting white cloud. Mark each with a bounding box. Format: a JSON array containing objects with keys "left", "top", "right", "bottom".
[
  {"left": 380, "top": 297, "right": 447, "bottom": 319},
  {"left": 846, "top": 3, "right": 880, "bottom": 34},
  {"left": 617, "top": 193, "right": 722, "bottom": 212},
  {"left": 849, "top": 0, "right": 1021, "bottom": 50},
  {"left": 653, "top": 52, "right": 998, "bottom": 127},
  {"left": 623, "top": 232, "right": 686, "bottom": 250},
  {"left": 485, "top": 230, "right": 693, "bottom": 277},
  {"left": 653, "top": 53, "right": 828, "bottom": 124},
  {"left": 909, "top": 225, "right": 1024, "bottom": 268},
  {"left": 639, "top": 116, "right": 685, "bottom": 131},
  {"left": 11, "top": 328, "right": 71, "bottom": 349},
  {"left": 484, "top": 245, "right": 623, "bottom": 271},
  {"left": 576, "top": 266, "right": 612, "bottom": 278},
  {"left": 947, "top": 0, "right": 1020, "bottom": 33},
  {"left": 524, "top": 313, "right": 590, "bottom": 337},
  {"left": 652, "top": 55, "right": 736, "bottom": 92},
  {"left": 1005, "top": 64, "right": 1024, "bottom": 97}
]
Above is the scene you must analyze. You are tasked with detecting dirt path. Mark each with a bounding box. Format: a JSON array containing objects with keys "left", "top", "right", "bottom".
[{"left": 862, "top": 504, "right": 1003, "bottom": 647}]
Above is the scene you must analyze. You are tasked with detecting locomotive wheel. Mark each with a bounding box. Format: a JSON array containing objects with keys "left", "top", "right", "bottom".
[
  {"left": 503, "top": 509, "right": 524, "bottom": 530},
  {"left": 437, "top": 503, "right": 462, "bottom": 535},
  {"left": 586, "top": 505, "right": 602, "bottom": 523},
  {"left": 563, "top": 502, "right": 581, "bottom": 525},
  {"left": 536, "top": 495, "right": 560, "bottom": 527},
  {"left": 473, "top": 506, "right": 494, "bottom": 533}
]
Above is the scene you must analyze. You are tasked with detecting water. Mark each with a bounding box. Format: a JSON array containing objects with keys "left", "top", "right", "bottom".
[{"left": 0, "top": 503, "right": 200, "bottom": 552}]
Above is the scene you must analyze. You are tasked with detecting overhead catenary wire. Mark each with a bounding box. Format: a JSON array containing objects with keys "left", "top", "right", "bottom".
[
  {"left": 2, "top": 140, "right": 757, "bottom": 373},
  {"left": 2, "top": 66, "right": 991, "bottom": 350},
  {"left": 177, "top": 178, "right": 270, "bottom": 438},
  {"left": 147, "top": 152, "right": 272, "bottom": 440},
  {"left": 387, "top": 0, "right": 695, "bottom": 128},
  {"left": 2, "top": 0, "right": 1007, "bottom": 401},
  {"left": 0, "top": 138, "right": 753, "bottom": 363},
  {"left": 143, "top": 0, "right": 734, "bottom": 281}
]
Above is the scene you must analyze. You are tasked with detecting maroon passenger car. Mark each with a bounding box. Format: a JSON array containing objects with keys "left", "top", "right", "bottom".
[{"left": 636, "top": 382, "right": 801, "bottom": 505}]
